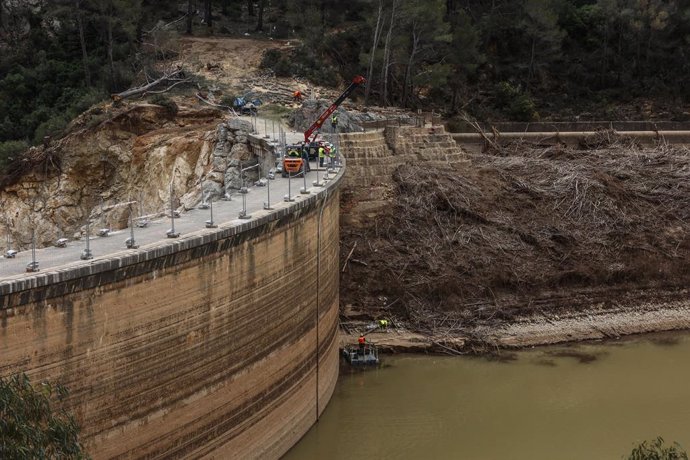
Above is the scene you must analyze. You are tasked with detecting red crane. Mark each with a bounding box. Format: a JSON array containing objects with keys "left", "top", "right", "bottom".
[{"left": 303, "top": 75, "right": 366, "bottom": 143}]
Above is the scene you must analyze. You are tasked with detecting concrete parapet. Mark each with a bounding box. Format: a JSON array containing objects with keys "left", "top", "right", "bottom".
[{"left": 0, "top": 169, "right": 345, "bottom": 459}]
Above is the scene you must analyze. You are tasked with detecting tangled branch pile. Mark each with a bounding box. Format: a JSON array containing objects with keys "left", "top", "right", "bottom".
[{"left": 340, "top": 140, "right": 690, "bottom": 330}]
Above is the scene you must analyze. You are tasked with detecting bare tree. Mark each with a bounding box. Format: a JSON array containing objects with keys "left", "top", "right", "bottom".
[
  {"left": 364, "top": 0, "right": 384, "bottom": 105},
  {"left": 380, "top": 0, "right": 398, "bottom": 106},
  {"left": 75, "top": 0, "right": 91, "bottom": 86},
  {"left": 402, "top": 21, "right": 420, "bottom": 107},
  {"left": 204, "top": 0, "right": 211, "bottom": 30},
  {"left": 186, "top": 0, "right": 193, "bottom": 34},
  {"left": 255, "top": 0, "right": 265, "bottom": 31}
]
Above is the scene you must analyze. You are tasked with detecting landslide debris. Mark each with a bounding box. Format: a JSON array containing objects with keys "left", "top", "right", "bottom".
[{"left": 340, "top": 140, "right": 690, "bottom": 336}]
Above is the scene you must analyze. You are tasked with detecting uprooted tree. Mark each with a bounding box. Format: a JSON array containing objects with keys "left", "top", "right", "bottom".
[{"left": 114, "top": 67, "right": 192, "bottom": 100}]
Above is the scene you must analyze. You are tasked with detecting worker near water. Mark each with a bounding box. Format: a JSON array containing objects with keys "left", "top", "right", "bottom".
[
  {"left": 293, "top": 90, "right": 303, "bottom": 103},
  {"left": 331, "top": 114, "right": 338, "bottom": 131},
  {"left": 318, "top": 144, "right": 326, "bottom": 167},
  {"left": 358, "top": 334, "right": 366, "bottom": 354}
]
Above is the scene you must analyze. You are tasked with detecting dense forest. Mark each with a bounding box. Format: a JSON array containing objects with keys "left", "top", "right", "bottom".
[{"left": 0, "top": 0, "right": 689, "bottom": 163}]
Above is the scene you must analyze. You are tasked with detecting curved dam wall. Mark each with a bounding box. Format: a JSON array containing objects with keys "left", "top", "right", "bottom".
[{"left": 0, "top": 171, "right": 343, "bottom": 458}]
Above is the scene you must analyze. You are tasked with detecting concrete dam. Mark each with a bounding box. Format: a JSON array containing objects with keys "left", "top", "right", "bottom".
[
  {"left": 0, "top": 123, "right": 471, "bottom": 458},
  {"left": 0, "top": 161, "right": 343, "bottom": 458}
]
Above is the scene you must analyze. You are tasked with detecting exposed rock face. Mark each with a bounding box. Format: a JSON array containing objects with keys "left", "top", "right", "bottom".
[
  {"left": 289, "top": 100, "right": 417, "bottom": 134},
  {"left": 290, "top": 100, "right": 355, "bottom": 134},
  {"left": 0, "top": 103, "right": 260, "bottom": 249}
]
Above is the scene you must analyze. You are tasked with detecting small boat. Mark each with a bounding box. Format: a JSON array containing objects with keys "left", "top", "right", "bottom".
[{"left": 342, "top": 342, "right": 380, "bottom": 366}]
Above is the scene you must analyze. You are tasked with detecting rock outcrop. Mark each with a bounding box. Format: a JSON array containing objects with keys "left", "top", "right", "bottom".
[{"left": 0, "top": 103, "right": 259, "bottom": 249}]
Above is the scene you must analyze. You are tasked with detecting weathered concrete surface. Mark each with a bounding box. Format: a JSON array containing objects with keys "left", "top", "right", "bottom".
[{"left": 0, "top": 169, "right": 343, "bottom": 459}]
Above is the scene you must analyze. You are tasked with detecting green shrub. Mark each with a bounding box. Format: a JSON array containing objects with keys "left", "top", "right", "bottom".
[
  {"left": 0, "top": 140, "right": 28, "bottom": 172},
  {"left": 494, "top": 81, "right": 539, "bottom": 121},
  {"left": 628, "top": 437, "right": 688, "bottom": 460},
  {"left": 509, "top": 94, "right": 539, "bottom": 122},
  {"left": 260, "top": 49, "right": 292, "bottom": 77},
  {"left": 0, "top": 373, "right": 88, "bottom": 459},
  {"left": 220, "top": 95, "right": 236, "bottom": 107},
  {"left": 71, "top": 88, "right": 107, "bottom": 116},
  {"left": 32, "top": 113, "right": 70, "bottom": 145},
  {"left": 149, "top": 94, "right": 178, "bottom": 116}
]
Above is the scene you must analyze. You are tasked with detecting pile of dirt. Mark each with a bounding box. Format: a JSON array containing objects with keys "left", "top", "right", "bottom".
[{"left": 340, "top": 140, "right": 690, "bottom": 338}]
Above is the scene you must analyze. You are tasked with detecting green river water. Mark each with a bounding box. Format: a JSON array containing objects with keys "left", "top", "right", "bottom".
[{"left": 283, "top": 332, "right": 690, "bottom": 459}]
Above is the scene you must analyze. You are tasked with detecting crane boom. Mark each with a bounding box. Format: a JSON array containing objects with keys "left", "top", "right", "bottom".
[{"left": 304, "top": 75, "right": 366, "bottom": 143}]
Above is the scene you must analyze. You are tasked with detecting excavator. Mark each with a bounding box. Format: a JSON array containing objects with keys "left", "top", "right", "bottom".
[{"left": 282, "top": 75, "right": 366, "bottom": 177}]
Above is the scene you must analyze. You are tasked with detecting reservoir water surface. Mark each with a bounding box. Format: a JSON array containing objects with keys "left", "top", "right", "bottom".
[{"left": 284, "top": 332, "right": 690, "bottom": 459}]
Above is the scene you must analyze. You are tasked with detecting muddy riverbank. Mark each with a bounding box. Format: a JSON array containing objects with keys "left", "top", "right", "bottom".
[{"left": 340, "top": 288, "right": 690, "bottom": 353}]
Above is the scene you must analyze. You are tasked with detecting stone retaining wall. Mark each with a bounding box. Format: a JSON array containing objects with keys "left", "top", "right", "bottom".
[
  {"left": 0, "top": 170, "right": 343, "bottom": 459},
  {"left": 339, "top": 126, "right": 468, "bottom": 189},
  {"left": 338, "top": 126, "right": 469, "bottom": 226}
]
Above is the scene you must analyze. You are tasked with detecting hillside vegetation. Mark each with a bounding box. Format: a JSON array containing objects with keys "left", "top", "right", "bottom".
[{"left": 1, "top": 1, "right": 689, "bottom": 159}]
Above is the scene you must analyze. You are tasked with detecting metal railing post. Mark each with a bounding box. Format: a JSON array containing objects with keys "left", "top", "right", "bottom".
[
  {"left": 264, "top": 169, "right": 273, "bottom": 210},
  {"left": 26, "top": 229, "right": 39, "bottom": 272},
  {"left": 301, "top": 161, "right": 310, "bottom": 194},
  {"left": 81, "top": 216, "right": 93, "bottom": 260},
  {"left": 167, "top": 183, "right": 180, "bottom": 238},
  {"left": 239, "top": 163, "right": 259, "bottom": 219},
  {"left": 206, "top": 193, "right": 217, "bottom": 228},
  {"left": 126, "top": 203, "right": 138, "bottom": 248},
  {"left": 284, "top": 170, "right": 295, "bottom": 202}
]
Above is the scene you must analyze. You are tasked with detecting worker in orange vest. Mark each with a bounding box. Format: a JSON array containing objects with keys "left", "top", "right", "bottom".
[
  {"left": 358, "top": 334, "right": 366, "bottom": 354},
  {"left": 293, "top": 90, "right": 303, "bottom": 103}
]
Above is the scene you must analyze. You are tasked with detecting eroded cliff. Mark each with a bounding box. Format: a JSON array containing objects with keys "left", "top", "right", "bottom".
[{"left": 0, "top": 101, "right": 261, "bottom": 249}]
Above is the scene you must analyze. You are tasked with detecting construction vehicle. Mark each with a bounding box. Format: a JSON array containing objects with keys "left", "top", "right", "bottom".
[
  {"left": 303, "top": 75, "right": 366, "bottom": 144},
  {"left": 233, "top": 96, "right": 261, "bottom": 116},
  {"left": 282, "top": 144, "right": 308, "bottom": 178},
  {"left": 281, "top": 76, "right": 366, "bottom": 177}
]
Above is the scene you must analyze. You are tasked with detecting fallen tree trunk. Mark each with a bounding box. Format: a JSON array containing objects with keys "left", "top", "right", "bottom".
[{"left": 114, "top": 69, "right": 189, "bottom": 99}]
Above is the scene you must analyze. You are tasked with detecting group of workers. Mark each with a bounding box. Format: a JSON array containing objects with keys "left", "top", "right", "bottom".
[
  {"left": 286, "top": 140, "right": 338, "bottom": 168},
  {"left": 358, "top": 319, "right": 390, "bottom": 352}
]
